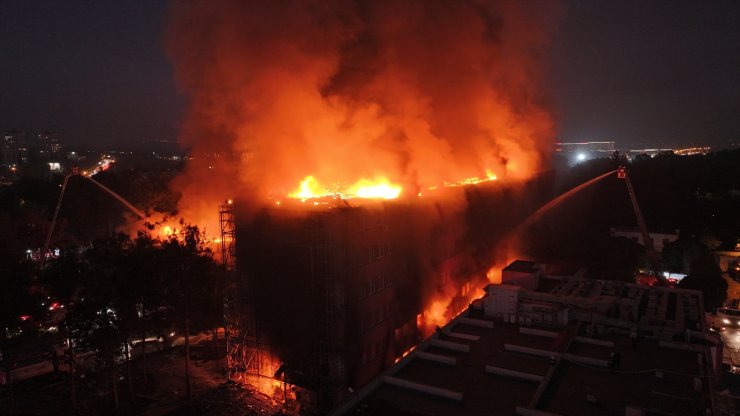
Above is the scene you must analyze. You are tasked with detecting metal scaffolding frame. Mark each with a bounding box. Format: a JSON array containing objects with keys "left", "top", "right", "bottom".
[
  {"left": 219, "top": 202, "right": 243, "bottom": 377},
  {"left": 219, "top": 200, "right": 236, "bottom": 271},
  {"left": 220, "top": 200, "right": 263, "bottom": 384}
]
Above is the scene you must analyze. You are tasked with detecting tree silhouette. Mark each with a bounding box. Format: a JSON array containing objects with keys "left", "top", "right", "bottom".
[{"left": 678, "top": 251, "right": 727, "bottom": 310}]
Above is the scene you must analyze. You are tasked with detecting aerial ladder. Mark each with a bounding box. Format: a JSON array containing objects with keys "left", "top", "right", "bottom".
[
  {"left": 41, "top": 166, "right": 146, "bottom": 268},
  {"left": 617, "top": 166, "right": 660, "bottom": 275}
]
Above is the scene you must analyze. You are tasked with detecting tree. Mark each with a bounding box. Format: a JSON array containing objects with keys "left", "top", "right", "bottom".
[
  {"left": 54, "top": 235, "right": 141, "bottom": 411},
  {"left": 678, "top": 252, "right": 727, "bottom": 311},
  {"left": 159, "top": 224, "right": 222, "bottom": 398},
  {"left": 123, "top": 230, "right": 164, "bottom": 385},
  {"left": 67, "top": 293, "right": 125, "bottom": 412},
  {"left": 661, "top": 237, "right": 707, "bottom": 274}
]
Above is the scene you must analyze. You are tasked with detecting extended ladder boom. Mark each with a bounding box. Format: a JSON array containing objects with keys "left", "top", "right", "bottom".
[{"left": 618, "top": 167, "right": 659, "bottom": 269}]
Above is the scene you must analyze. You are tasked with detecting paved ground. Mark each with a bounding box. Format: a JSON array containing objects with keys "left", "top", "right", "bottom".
[
  {"left": 719, "top": 275, "right": 740, "bottom": 367},
  {"left": 0, "top": 337, "right": 269, "bottom": 416}
]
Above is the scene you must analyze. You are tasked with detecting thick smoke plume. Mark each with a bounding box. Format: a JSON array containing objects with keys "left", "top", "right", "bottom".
[
  {"left": 166, "top": 1, "right": 562, "bottom": 389},
  {"left": 167, "top": 0, "right": 560, "bottom": 223}
]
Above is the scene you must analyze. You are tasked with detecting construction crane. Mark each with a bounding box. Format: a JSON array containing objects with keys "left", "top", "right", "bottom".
[{"left": 617, "top": 166, "right": 660, "bottom": 273}]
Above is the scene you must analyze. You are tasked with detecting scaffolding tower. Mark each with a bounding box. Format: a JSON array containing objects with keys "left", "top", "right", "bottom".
[
  {"left": 219, "top": 201, "right": 243, "bottom": 379},
  {"left": 219, "top": 200, "right": 236, "bottom": 271},
  {"left": 220, "top": 200, "right": 263, "bottom": 383},
  {"left": 220, "top": 200, "right": 239, "bottom": 378}
]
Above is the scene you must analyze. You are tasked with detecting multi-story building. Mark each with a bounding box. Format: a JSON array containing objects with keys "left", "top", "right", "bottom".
[
  {"left": 2, "top": 131, "right": 19, "bottom": 167},
  {"left": 224, "top": 173, "right": 552, "bottom": 413},
  {"left": 554, "top": 141, "right": 615, "bottom": 154},
  {"left": 37, "top": 131, "right": 61, "bottom": 160},
  {"left": 231, "top": 203, "right": 423, "bottom": 412},
  {"left": 554, "top": 141, "right": 616, "bottom": 164}
]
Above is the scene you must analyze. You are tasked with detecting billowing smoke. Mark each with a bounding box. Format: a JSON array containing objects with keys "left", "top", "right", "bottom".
[
  {"left": 166, "top": 0, "right": 561, "bottom": 225},
  {"left": 165, "top": 1, "right": 562, "bottom": 389}
]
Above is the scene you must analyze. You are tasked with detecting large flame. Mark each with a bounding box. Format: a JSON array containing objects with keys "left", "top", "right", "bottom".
[
  {"left": 288, "top": 175, "right": 402, "bottom": 201},
  {"left": 167, "top": 0, "right": 559, "bottom": 217},
  {"left": 164, "top": 0, "right": 563, "bottom": 381}
]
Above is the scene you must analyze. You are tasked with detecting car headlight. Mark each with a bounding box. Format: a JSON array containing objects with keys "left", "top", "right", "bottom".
[{"left": 723, "top": 318, "right": 731, "bottom": 324}]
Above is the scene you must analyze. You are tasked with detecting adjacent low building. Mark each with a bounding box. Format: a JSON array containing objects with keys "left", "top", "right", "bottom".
[{"left": 335, "top": 260, "right": 721, "bottom": 416}]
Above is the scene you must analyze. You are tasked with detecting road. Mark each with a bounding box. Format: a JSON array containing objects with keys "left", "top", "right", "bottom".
[{"left": 719, "top": 275, "right": 740, "bottom": 367}]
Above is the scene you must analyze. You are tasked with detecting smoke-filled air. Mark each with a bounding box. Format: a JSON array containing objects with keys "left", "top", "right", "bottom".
[{"left": 166, "top": 0, "right": 560, "bottom": 226}]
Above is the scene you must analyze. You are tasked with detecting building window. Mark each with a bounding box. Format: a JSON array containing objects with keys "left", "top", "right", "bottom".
[
  {"left": 383, "top": 273, "right": 392, "bottom": 288},
  {"left": 376, "top": 213, "right": 384, "bottom": 228},
  {"left": 461, "top": 281, "right": 472, "bottom": 297}
]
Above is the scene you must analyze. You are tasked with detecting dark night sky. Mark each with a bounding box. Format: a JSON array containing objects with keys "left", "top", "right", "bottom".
[
  {"left": 0, "top": 0, "right": 182, "bottom": 148},
  {"left": 549, "top": 0, "right": 740, "bottom": 147},
  {"left": 1, "top": 0, "right": 738, "bottom": 148}
]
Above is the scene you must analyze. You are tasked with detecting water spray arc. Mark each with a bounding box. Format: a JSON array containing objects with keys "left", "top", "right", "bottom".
[
  {"left": 485, "top": 169, "right": 618, "bottom": 280},
  {"left": 41, "top": 172, "right": 146, "bottom": 267},
  {"left": 84, "top": 176, "right": 146, "bottom": 219},
  {"left": 490, "top": 167, "right": 663, "bottom": 285},
  {"left": 516, "top": 169, "right": 617, "bottom": 233}
]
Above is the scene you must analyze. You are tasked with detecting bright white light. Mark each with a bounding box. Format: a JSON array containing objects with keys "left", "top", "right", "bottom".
[
  {"left": 577, "top": 153, "right": 587, "bottom": 161},
  {"left": 723, "top": 318, "right": 731, "bottom": 324}
]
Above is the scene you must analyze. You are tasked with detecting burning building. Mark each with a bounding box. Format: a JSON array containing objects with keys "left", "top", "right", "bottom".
[
  {"left": 165, "top": 0, "right": 563, "bottom": 412},
  {"left": 222, "top": 177, "right": 551, "bottom": 412},
  {"left": 230, "top": 201, "right": 421, "bottom": 411}
]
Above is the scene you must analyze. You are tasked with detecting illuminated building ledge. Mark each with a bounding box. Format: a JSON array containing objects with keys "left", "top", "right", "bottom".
[
  {"left": 514, "top": 406, "right": 562, "bottom": 416},
  {"left": 447, "top": 331, "right": 480, "bottom": 341},
  {"left": 383, "top": 376, "right": 463, "bottom": 402},
  {"left": 415, "top": 351, "right": 456, "bottom": 365},
  {"left": 429, "top": 339, "right": 470, "bottom": 353},
  {"left": 485, "top": 365, "right": 544, "bottom": 383}
]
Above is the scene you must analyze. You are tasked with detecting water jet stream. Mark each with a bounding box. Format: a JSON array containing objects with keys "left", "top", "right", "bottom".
[
  {"left": 516, "top": 169, "right": 617, "bottom": 234},
  {"left": 41, "top": 174, "right": 147, "bottom": 267},
  {"left": 84, "top": 176, "right": 146, "bottom": 219},
  {"left": 486, "top": 169, "right": 617, "bottom": 278}
]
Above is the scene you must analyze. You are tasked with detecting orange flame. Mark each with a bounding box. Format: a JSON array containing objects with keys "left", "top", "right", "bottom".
[
  {"left": 442, "top": 170, "right": 498, "bottom": 188},
  {"left": 394, "top": 345, "right": 417, "bottom": 364},
  {"left": 288, "top": 175, "right": 402, "bottom": 201},
  {"left": 424, "top": 299, "right": 449, "bottom": 329}
]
